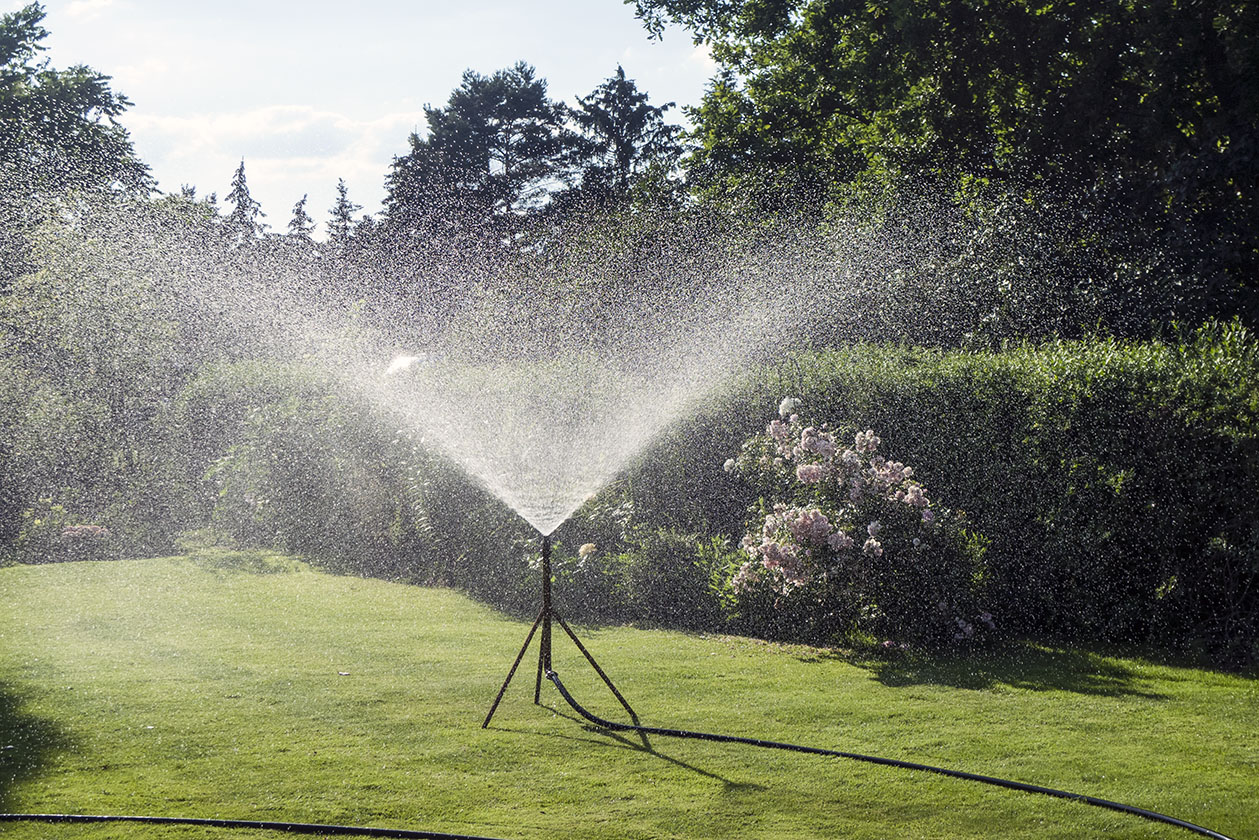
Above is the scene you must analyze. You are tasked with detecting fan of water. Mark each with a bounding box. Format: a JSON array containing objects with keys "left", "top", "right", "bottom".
[
  {"left": 366, "top": 232, "right": 822, "bottom": 534},
  {"left": 38, "top": 194, "right": 1057, "bottom": 539}
]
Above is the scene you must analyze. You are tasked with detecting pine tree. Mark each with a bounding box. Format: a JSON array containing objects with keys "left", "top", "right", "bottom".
[
  {"left": 574, "top": 65, "right": 681, "bottom": 196},
  {"left": 288, "top": 194, "right": 315, "bottom": 239},
  {"left": 327, "top": 178, "right": 361, "bottom": 247},
  {"left": 225, "top": 159, "right": 265, "bottom": 238}
]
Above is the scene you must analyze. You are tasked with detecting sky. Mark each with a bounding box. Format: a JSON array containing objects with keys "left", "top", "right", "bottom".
[{"left": 16, "top": 0, "right": 717, "bottom": 234}]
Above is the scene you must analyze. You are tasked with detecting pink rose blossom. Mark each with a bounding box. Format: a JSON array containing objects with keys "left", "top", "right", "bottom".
[
  {"left": 759, "top": 539, "right": 799, "bottom": 570},
  {"left": 796, "top": 463, "right": 824, "bottom": 483},
  {"left": 798, "top": 426, "right": 837, "bottom": 459},
  {"left": 827, "top": 530, "right": 854, "bottom": 551},
  {"left": 779, "top": 553, "right": 809, "bottom": 586},
  {"left": 789, "top": 507, "right": 832, "bottom": 546},
  {"left": 732, "top": 562, "right": 758, "bottom": 591},
  {"left": 855, "top": 430, "right": 881, "bottom": 453}
]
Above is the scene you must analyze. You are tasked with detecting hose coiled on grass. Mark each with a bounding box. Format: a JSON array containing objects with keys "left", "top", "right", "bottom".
[{"left": 545, "top": 669, "right": 1236, "bottom": 840}]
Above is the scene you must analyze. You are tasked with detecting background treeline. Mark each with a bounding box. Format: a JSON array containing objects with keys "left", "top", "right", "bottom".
[{"left": 5, "top": 2, "right": 1257, "bottom": 336}]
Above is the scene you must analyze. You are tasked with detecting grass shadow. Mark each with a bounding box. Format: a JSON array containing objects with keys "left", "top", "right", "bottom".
[
  {"left": 835, "top": 642, "right": 1172, "bottom": 699},
  {"left": 494, "top": 702, "right": 766, "bottom": 793},
  {"left": 187, "top": 548, "right": 310, "bottom": 577},
  {"left": 176, "top": 530, "right": 310, "bottom": 577},
  {"left": 0, "top": 680, "right": 73, "bottom": 811}
]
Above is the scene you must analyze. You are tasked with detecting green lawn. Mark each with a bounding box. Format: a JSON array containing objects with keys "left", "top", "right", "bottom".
[{"left": 0, "top": 551, "right": 1254, "bottom": 839}]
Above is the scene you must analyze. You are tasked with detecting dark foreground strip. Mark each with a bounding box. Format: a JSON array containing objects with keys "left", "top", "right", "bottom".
[
  {"left": 0, "top": 813, "right": 509, "bottom": 839},
  {"left": 545, "top": 669, "right": 1236, "bottom": 840}
]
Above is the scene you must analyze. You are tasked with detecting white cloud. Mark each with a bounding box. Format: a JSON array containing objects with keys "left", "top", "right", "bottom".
[
  {"left": 110, "top": 56, "right": 171, "bottom": 90},
  {"left": 126, "top": 105, "right": 421, "bottom": 231},
  {"left": 66, "top": 0, "right": 117, "bottom": 20},
  {"left": 686, "top": 43, "right": 718, "bottom": 75}
]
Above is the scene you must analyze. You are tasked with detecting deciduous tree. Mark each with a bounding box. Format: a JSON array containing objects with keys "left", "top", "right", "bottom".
[
  {"left": 632, "top": 0, "right": 1259, "bottom": 325},
  {"left": 0, "top": 2, "right": 149, "bottom": 193}
]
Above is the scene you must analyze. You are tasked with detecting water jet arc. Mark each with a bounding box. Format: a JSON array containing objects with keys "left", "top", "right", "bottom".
[{"left": 481, "top": 535, "right": 639, "bottom": 731}]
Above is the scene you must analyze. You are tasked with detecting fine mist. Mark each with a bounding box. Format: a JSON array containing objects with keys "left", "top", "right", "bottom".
[{"left": 17, "top": 189, "right": 1108, "bottom": 538}]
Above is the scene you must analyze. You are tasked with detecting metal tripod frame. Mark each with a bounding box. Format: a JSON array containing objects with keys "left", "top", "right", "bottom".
[{"left": 482, "top": 535, "right": 640, "bottom": 730}]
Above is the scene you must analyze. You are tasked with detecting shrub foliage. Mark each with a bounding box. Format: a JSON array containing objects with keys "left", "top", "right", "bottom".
[{"left": 2, "top": 313, "right": 1255, "bottom": 666}]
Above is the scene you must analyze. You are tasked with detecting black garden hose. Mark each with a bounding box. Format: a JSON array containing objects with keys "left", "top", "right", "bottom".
[
  {"left": 545, "top": 669, "right": 1238, "bottom": 840},
  {"left": 0, "top": 813, "right": 510, "bottom": 839}
]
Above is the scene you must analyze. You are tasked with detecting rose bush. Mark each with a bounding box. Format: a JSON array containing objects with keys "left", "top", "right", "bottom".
[
  {"left": 9, "top": 500, "right": 117, "bottom": 564},
  {"left": 721, "top": 398, "right": 993, "bottom": 648}
]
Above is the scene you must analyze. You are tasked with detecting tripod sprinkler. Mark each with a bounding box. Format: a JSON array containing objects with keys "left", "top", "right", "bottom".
[{"left": 482, "top": 535, "right": 639, "bottom": 729}]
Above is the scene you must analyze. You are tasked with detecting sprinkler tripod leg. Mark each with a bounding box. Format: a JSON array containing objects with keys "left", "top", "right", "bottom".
[
  {"left": 552, "top": 613, "right": 648, "bottom": 748},
  {"left": 534, "top": 609, "right": 551, "bottom": 704},
  {"left": 482, "top": 606, "right": 544, "bottom": 729},
  {"left": 553, "top": 614, "right": 639, "bottom": 727},
  {"left": 531, "top": 614, "right": 551, "bottom": 705},
  {"left": 534, "top": 535, "right": 554, "bottom": 705}
]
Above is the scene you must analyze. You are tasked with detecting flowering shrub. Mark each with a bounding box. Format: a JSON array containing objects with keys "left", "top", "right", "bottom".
[
  {"left": 11, "top": 501, "right": 116, "bottom": 564},
  {"left": 721, "top": 398, "right": 992, "bottom": 648}
]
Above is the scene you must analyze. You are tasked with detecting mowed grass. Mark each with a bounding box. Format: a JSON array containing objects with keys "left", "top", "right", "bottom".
[{"left": 0, "top": 552, "right": 1255, "bottom": 840}]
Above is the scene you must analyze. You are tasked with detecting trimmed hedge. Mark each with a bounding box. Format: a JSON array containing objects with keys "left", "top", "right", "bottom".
[{"left": 631, "top": 320, "right": 1259, "bottom": 665}]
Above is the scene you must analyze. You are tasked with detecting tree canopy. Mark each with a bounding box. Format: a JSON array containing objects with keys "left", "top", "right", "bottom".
[
  {"left": 225, "top": 160, "right": 265, "bottom": 240},
  {"left": 384, "top": 62, "right": 685, "bottom": 238},
  {"left": 384, "top": 62, "right": 580, "bottom": 237},
  {"left": 328, "top": 178, "right": 362, "bottom": 247},
  {"left": 0, "top": 2, "right": 148, "bottom": 194},
  {"left": 632, "top": 0, "right": 1259, "bottom": 321},
  {"left": 572, "top": 65, "right": 682, "bottom": 200},
  {"left": 1, "top": 2, "right": 149, "bottom": 288}
]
